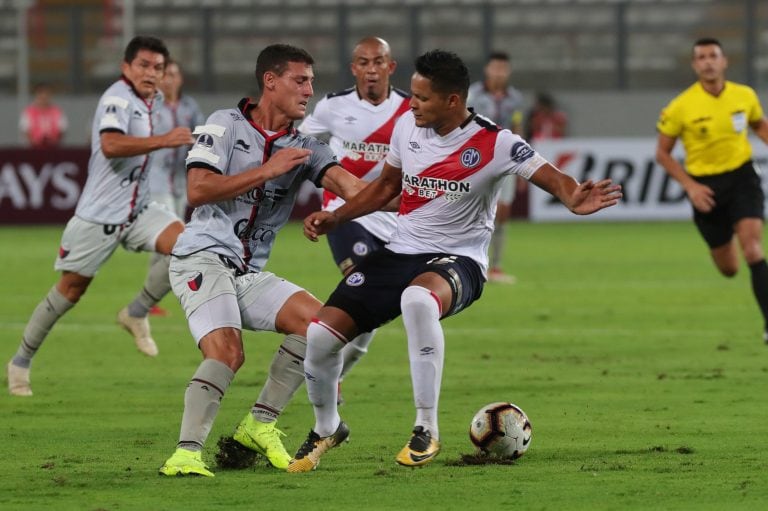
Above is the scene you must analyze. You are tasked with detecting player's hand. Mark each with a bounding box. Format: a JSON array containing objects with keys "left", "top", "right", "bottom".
[
  {"left": 569, "top": 178, "right": 622, "bottom": 215},
  {"left": 685, "top": 181, "right": 716, "bottom": 213},
  {"left": 303, "top": 211, "right": 337, "bottom": 241},
  {"left": 162, "top": 127, "right": 195, "bottom": 147},
  {"left": 262, "top": 148, "right": 312, "bottom": 180}
]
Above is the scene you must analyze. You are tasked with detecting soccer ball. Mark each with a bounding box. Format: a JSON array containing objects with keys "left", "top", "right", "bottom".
[{"left": 469, "top": 402, "right": 532, "bottom": 459}]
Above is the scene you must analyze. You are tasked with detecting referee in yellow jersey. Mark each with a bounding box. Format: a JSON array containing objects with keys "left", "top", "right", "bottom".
[{"left": 656, "top": 37, "right": 768, "bottom": 344}]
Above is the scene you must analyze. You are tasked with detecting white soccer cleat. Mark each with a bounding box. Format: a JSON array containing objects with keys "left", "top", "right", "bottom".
[
  {"left": 7, "top": 362, "right": 33, "bottom": 396},
  {"left": 117, "top": 307, "right": 159, "bottom": 357}
]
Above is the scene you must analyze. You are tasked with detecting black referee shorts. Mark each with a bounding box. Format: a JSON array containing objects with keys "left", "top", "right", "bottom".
[
  {"left": 325, "top": 248, "right": 485, "bottom": 333},
  {"left": 692, "top": 161, "right": 764, "bottom": 248}
]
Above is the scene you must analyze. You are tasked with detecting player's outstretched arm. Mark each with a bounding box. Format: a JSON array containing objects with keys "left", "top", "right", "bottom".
[
  {"left": 304, "top": 163, "right": 402, "bottom": 241},
  {"left": 530, "top": 162, "right": 622, "bottom": 215},
  {"left": 187, "top": 147, "right": 311, "bottom": 207}
]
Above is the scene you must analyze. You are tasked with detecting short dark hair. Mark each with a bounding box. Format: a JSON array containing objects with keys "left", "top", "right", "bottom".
[
  {"left": 255, "top": 44, "right": 315, "bottom": 92},
  {"left": 414, "top": 50, "right": 470, "bottom": 101},
  {"left": 124, "top": 35, "right": 170, "bottom": 65},
  {"left": 693, "top": 37, "right": 723, "bottom": 52},
  {"left": 487, "top": 51, "right": 510, "bottom": 63}
]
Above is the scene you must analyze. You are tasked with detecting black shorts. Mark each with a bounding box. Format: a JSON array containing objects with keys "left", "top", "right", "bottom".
[
  {"left": 325, "top": 248, "right": 485, "bottom": 333},
  {"left": 327, "top": 221, "right": 387, "bottom": 274},
  {"left": 692, "top": 161, "right": 764, "bottom": 248}
]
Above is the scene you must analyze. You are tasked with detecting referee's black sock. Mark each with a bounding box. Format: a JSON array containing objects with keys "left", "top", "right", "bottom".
[{"left": 747, "top": 259, "right": 768, "bottom": 332}]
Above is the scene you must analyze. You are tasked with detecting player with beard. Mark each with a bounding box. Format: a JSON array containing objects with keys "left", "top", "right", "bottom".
[{"left": 298, "top": 36, "right": 409, "bottom": 403}]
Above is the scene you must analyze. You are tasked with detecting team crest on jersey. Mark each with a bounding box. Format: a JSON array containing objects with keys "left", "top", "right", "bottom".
[
  {"left": 460, "top": 148, "right": 481, "bottom": 168},
  {"left": 353, "top": 242, "right": 369, "bottom": 257},
  {"left": 345, "top": 271, "right": 365, "bottom": 287},
  {"left": 510, "top": 141, "right": 534, "bottom": 163}
]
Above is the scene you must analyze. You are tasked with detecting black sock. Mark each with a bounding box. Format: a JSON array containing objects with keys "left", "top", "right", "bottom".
[{"left": 748, "top": 259, "right": 768, "bottom": 330}]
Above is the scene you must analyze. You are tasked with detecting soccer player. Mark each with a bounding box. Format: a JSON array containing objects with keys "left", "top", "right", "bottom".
[
  {"left": 6, "top": 35, "right": 194, "bottom": 397},
  {"left": 467, "top": 51, "right": 525, "bottom": 284},
  {"left": 147, "top": 59, "right": 205, "bottom": 316},
  {"left": 655, "top": 37, "right": 768, "bottom": 344},
  {"left": 149, "top": 58, "right": 205, "bottom": 220},
  {"left": 298, "top": 36, "right": 410, "bottom": 402},
  {"left": 287, "top": 50, "right": 621, "bottom": 472},
  {"left": 158, "top": 44, "right": 368, "bottom": 477}
]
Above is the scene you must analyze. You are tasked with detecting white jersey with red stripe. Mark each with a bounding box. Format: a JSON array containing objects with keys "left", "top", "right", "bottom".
[
  {"left": 298, "top": 87, "right": 410, "bottom": 242},
  {"left": 386, "top": 111, "right": 548, "bottom": 276},
  {"left": 76, "top": 77, "right": 163, "bottom": 224}
]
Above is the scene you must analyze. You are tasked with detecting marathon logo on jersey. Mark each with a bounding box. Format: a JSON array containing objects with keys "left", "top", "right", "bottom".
[
  {"left": 460, "top": 148, "right": 481, "bottom": 168},
  {"left": 187, "top": 272, "right": 203, "bottom": 291},
  {"left": 234, "top": 139, "right": 251, "bottom": 153},
  {"left": 345, "top": 271, "right": 365, "bottom": 287},
  {"left": 510, "top": 141, "right": 535, "bottom": 163},
  {"left": 343, "top": 141, "right": 389, "bottom": 162},
  {"left": 403, "top": 174, "right": 471, "bottom": 199}
]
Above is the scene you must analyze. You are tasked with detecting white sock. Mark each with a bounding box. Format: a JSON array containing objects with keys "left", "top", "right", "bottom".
[
  {"left": 339, "top": 329, "right": 375, "bottom": 380},
  {"left": 401, "top": 285, "right": 444, "bottom": 440},
  {"left": 305, "top": 320, "right": 346, "bottom": 437}
]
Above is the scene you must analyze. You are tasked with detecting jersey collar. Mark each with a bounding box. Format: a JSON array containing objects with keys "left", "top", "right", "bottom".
[
  {"left": 120, "top": 74, "right": 158, "bottom": 109},
  {"left": 238, "top": 97, "right": 296, "bottom": 138}
]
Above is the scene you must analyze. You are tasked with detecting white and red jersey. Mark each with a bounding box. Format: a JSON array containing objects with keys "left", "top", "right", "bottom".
[
  {"left": 298, "top": 87, "right": 410, "bottom": 242},
  {"left": 386, "top": 111, "right": 547, "bottom": 276}
]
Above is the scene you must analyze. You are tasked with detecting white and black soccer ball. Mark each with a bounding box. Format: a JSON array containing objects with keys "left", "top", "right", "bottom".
[{"left": 469, "top": 402, "right": 532, "bottom": 459}]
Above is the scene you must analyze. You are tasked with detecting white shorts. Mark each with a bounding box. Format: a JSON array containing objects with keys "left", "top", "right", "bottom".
[
  {"left": 55, "top": 202, "right": 179, "bottom": 277},
  {"left": 498, "top": 174, "right": 517, "bottom": 206},
  {"left": 169, "top": 251, "right": 305, "bottom": 343}
]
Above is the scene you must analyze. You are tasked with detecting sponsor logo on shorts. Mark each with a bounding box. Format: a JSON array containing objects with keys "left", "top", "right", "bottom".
[
  {"left": 345, "top": 271, "right": 365, "bottom": 287},
  {"left": 187, "top": 272, "right": 203, "bottom": 291},
  {"left": 460, "top": 147, "right": 481, "bottom": 168},
  {"left": 58, "top": 246, "right": 69, "bottom": 259},
  {"left": 352, "top": 241, "right": 369, "bottom": 256}
]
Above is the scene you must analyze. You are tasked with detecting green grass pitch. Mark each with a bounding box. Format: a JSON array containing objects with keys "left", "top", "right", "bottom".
[{"left": 1, "top": 221, "right": 767, "bottom": 510}]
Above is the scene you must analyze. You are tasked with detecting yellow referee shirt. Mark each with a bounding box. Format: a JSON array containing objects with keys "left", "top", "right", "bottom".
[{"left": 656, "top": 81, "right": 763, "bottom": 176}]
